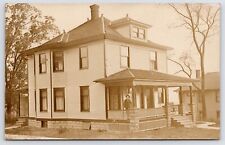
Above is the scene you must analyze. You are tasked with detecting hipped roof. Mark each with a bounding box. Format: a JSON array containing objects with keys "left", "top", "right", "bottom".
[
  {"left": 23, "top": 16, "right": 173, "bottom": 55},
  {"left": 95, "top": 69, "right": 198, "bottom": 83}
]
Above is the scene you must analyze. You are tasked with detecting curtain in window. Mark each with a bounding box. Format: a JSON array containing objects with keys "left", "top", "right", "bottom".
[
  {"left": 109, "top": 87, "right": 121, "bottom": 110},
  {"left": 40, "top": 89, "right": 47, "bottom": 111},
  {"left": 53, "top": 52, "right": 64, "bottom": 71},
  {"left": 80, "top": 87, "right": 90, "bottom": 111},
  {"left": 54, "top": 88, "right": 65, "bottom": 111}
]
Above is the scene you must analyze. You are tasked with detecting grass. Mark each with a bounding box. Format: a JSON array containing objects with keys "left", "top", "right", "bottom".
[{"left": 5, "top": 126, "right": 220, "bottom": 139}]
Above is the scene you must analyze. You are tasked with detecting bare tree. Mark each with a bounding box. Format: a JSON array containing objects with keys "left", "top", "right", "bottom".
[
  {"left": 168, "top": 51, "right": 200, "bottom": 90},
  {"left": 169, "top": 3, "right": 220, "bottom": 120},
  {"left": 5, "top": 3, "right": 60, "bottom": 122}
]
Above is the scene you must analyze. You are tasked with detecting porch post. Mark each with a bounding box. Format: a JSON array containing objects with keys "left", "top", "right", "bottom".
[
  {"left": 179, "top": 86, "right": 185, "bottom": 116},
  {"left": 189, "top": 86, "right": 196, "bottom": 123},
  {"left": 165, "top": 87, "right": 171, "bottom": 127}
]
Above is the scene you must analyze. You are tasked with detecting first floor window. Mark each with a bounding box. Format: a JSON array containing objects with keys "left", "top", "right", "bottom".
[
  {"left": 53, "top": 51, "right": 64, "bottom": 72},
  {"left": 54, "top": 88, "right": 65, "bottom": 112},
  {"left": 40, "top": 89, "right": 47, "bottom": 112},
  {"left": 109, "top": 87, "right": 121, "bottom": 110},
  {"left": 157, "top": 88, "right": 164, "bottom": 104},
  {"left": 80, "top": 86, "right": 90, "bottom": 112}
]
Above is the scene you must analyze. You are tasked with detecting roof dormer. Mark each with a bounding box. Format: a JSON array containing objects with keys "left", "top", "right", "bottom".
[{"left": 110, "top": 14, "right": 151, "bottom": 41}]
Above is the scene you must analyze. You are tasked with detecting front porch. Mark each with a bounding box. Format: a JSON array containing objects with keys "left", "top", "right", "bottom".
[{"left": 95, "top": 69, "right": 198, "bottom": 131}]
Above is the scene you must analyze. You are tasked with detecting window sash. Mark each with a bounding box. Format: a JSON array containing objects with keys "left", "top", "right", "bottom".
[
  {"left": 120, "top": 46, "right": 130, "bottom": 68},
  {"left": 53, "top": 51, "right": 64, "bottom": 72},
  {"left": 79, "top": 47, "right": 88, "bottom": 69},
  {"left": 40, "top": 89, "right": 47, "bottom": 112},
  {"left": 80, "top": 86, "right": 90, "bottom": 112},
  {"left": 54, "top": 88, "right": 65, "bottom": 112},
  {"left": 39, "top": 54, "right": 47, "bottom": 73}
]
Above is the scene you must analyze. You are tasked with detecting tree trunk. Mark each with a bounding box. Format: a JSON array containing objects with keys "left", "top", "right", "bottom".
[{"left": 200, "top": 55, "right": 207, "bottom": 120}]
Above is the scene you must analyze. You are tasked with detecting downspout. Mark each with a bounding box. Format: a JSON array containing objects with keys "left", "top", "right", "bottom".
[
  {"left": 102, "top": 15, "right": 108, "bottom": 119},
  {"left": 49, "top": 50, "right": 53, "bottom": 119}
]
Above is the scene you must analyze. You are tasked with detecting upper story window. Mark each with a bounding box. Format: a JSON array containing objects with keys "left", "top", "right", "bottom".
[
  {"left": 80, "top": 86, "right": 90, "bottom": 112},
  {"left": 120, "top": 46, "right": 130, "bottom": 68},
  {"left": 79, "top": 47, "right": 88, "bottom": 69},
  {"left": 53, "top": 51, "right": 64, "bottom": 72},
  {"left": 132, "top": 26, "right": 145, "bottom": 39},
  {"left": 54, "top": 88, "right": 65, "bottom": 112},
  {"left": 149, "top": 51, "right": 158, "bottom": 71},
  {"left": 39, "top": 54, "right": 47, "bottom": 73},
  {"left": 40, "top": 89, "right": 47, "bottom": 112}
]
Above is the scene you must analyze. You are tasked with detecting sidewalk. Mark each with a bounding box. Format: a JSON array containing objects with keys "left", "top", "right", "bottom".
[
  {"left": 5, "top": 134, "right": 61, "bottom": 140},
  {"left": 196, "top": 122, "right": 220, "bottom": 130}
]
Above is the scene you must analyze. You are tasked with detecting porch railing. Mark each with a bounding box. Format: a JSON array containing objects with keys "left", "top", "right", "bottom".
[{"left": 108, "top": 107, "right": 166, "bottom": 120}]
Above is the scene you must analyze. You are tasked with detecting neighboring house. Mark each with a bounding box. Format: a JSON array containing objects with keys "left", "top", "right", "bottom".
[
  {"left": 180, "top": 72, "right": 220, "bottom": 123},
  {"left": 23, "top": 4, "right": 197, "bottom": 131}
]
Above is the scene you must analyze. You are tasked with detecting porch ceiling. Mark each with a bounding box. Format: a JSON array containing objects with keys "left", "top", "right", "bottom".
[{"left": 94, "top": 69, "right": 199, "bottom": 87}]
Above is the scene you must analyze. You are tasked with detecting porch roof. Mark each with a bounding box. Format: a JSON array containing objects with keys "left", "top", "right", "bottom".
[{"left": 94, "top": 69, "right": 199, "bottom": 86}]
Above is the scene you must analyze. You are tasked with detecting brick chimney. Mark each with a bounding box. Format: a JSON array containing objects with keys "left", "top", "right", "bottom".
[{"left": 90, "top": 4, "right": 99, "bottom": 20}]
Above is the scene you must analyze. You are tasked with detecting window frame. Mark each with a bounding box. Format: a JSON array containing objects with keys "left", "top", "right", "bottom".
[
  {"left": 79, "top": 47, "right": 89, "bottom": 70},
  {"left": 120, "top": 46, "right": 130, "bottom": 68},
  {"left": 149, "top": 51, "right": 158, "bottom": 71},
  {"left": 53, "top": 88, "right": 65, "bottom": 112},
  {"left": 80, "top": 86, "right": 90, "bottom": 112},
  {"left": 53, "top": 51, "right": 64, "bottom": 72},
  {"left": 39, "top": 89, "right": 48, "bottom": 112},
  {"left": 39, "top": 53, "right": 47, "bottom": 74},
  {"left": 132, "top": 26, "right": 145, "bottom": 39}
]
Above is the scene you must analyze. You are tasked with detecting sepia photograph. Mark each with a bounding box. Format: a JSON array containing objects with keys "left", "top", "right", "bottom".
[{"left": 5, "top": 3, "right": 220, "bottom": 140}]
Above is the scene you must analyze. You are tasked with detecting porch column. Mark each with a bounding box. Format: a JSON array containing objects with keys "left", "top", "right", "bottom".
[
  {"left": 189, "top": 86, "right": 196, "bottom": 123},
  {"left": 130, "top": 86, "right": 139, "bottom": 131},
  {"left": 165, "top": 87, "right": 171, "bottom": 127},
  {"left": 179, "top": 86, "right": 185, "bottom": 116}
]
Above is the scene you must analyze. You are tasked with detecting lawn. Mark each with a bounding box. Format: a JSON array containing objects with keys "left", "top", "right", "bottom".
[{"left": 5, "top": 126, "right": 220, "bottom": 140}]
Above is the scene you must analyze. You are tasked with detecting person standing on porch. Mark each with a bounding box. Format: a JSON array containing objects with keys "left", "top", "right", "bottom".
[{"left": 124, "top": 95, "right": 132, "bottom": 120}]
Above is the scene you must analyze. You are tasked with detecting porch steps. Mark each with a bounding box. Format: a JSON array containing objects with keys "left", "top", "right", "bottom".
[
  {"left": 15, "top": 118, "right": 28, "bottom": 127},
  {"left": 171, "top": 115, "right": 194, "bottom": 128}
]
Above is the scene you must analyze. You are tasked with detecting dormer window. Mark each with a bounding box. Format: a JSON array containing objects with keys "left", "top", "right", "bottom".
[{"left": 132, "top": 26, "right": 145, "bottom": 39}]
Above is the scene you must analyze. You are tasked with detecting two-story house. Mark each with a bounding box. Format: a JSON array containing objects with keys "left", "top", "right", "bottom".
[
  {"left": 179, "top": 72, "right": 220, "bottom": 123},
  {"left": 23, "top": 4, "right": 198, "bottom": 131}
]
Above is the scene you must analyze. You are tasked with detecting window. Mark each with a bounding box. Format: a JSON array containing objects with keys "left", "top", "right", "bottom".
[
  {"left": 149, "top": 51, "right": 157, "bottom": 70},
  {"left": 132, "top": 26, "right": 145, "bottom": 39},
  {"left": 120, "top": 46, "right": 130, "bottom": 68},
  {"left": 109, "top": 87, "right": 121, "bottom": 110},
  {"left": 41, "top": 121, "right": 48, "bottom": 128},
  {"left": 80, "top": 86, "right": 90, "bottom": 112},
  {"left": 40, "top": 89, "right": 47, "bottom": 112},
  {"left": 39, "top": 54, "right": 47, "bottom": 73},
  {"left": 217, "top": 111, "right": 220, "bottom": 121},
  {"left": 53, "top": 51, "right": 64, "bottom": 72},
  {"left": 157, "top": 88, "right": 164, "bottom": 104},
  {"left": 79, "top": 47, "right": 88, "bottom": 69},
  {"left": 216, "top": 90, "right": 220, "bottom": 102},
  {"left": 54, "top": 88, "right": 65, "bottom": 112}
]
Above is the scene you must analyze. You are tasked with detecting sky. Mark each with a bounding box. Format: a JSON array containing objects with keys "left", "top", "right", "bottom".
[{"left": 32, "top": 3, "right": 220, "bottom": 76}]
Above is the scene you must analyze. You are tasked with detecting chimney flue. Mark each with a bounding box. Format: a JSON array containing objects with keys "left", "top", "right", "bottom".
[{"left": 90, "top": 4, "right": 99, "bottom": 20}]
